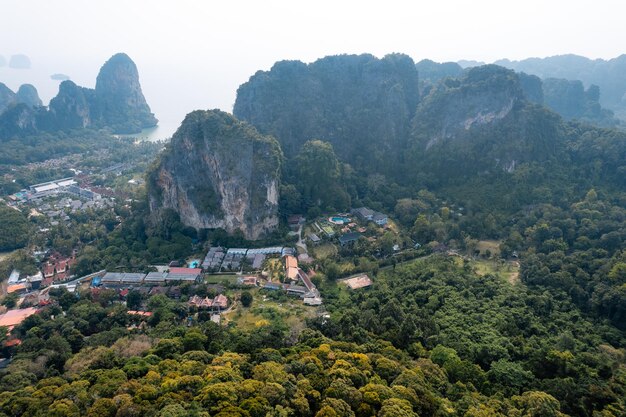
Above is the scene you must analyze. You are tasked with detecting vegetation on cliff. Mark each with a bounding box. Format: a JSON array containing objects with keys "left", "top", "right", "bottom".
[{"left": 148, "top": 110, "right": 282, "bottom": 240}]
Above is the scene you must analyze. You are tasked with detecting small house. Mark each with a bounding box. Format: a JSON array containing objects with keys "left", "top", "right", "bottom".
[{"left": 339, "top": 232, "right": 362, "bottom": 246}]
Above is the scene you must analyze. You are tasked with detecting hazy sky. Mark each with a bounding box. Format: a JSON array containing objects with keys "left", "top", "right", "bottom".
[{"left": 1, "top": 0, "right": 625, "bottom": 137}]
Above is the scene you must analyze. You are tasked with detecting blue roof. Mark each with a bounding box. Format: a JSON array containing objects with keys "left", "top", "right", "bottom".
[{"left": 263, "top": 283, "right": 282, "bottom": 290}]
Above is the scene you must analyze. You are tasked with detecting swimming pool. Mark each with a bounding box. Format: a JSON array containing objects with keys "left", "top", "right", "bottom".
[{"left": 329, "top": 217, "right": 351, "bottom": 225}]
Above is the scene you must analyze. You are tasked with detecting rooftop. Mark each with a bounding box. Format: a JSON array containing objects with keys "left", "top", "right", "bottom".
[
  {"left": 284, "top": 255, "right": 298, "bottom": 269},
  {"left": 339, "top": 232, "right": 362, "bottom": 245},
  {"left": 0, "top": 308, "right": 39, "bottom": 328},
  {"left": 342, "top": 274, "right": 373, "bottom": 290}
]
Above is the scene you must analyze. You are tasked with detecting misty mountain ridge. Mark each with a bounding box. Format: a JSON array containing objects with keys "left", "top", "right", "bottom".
[
  {"left": 150, "top": 53, "right": 625, "bottom": 241},
  {"left": 418, "top": 58, "right": 622, "bottom": 128},
  {"left": 0, "top": 53, "right": 157, "bottom": 136}
]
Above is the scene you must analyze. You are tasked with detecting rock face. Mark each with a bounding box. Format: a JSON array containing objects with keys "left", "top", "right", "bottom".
[
  {"left": 0, "top": 83, "right": 16, "bottom": 114},
  {"left": 409, "top": 65, "right": 562, "bottom": 179},
  {"left": 234, "top": 53, "right": 419, "bottom": 173},
  {"left": 0, "top": 83, "right": 42, "bottom": 115},
  {"left": 48, "top": 81, "right": 94, "bottom": 129},
  {"left": 148, "top": 110, "right": 282, "bottom": 240},
  {"left": 16, "top": 84, "right": 43, "bottom": 108},
  {"left": 94, "top": 53, "right": 158, "bottom": 132},
  {"left": 0, "top": 53, "right": 157, "bottom": 136},
  {"left": 412, "top": 65, "right": 525, "bottom": 149}
]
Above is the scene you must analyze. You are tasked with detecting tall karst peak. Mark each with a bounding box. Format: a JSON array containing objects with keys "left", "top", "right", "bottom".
[
  {"left": 148, "top": 110, "right": 282, "bottom": 241},
  {"left": 94, "top": 52, "right": 158, "bottom": 133},
  {"left": 16, "top": 84, "right": 43, "bottom": 108},
  {"left": 0, "top": 52, "right": 157, "bottom": 137}
]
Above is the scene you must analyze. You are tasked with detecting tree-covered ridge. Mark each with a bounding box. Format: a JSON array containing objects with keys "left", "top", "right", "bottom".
[
  {"left": 234, "top": 53, "right": 420, "bottom": 174},
  {"left": 0, "top": 250, "right": 623, "bottom": 416},
  {"left": 494, "top": 54, "right": 626, "bottom": 118},
  {"left": 417, "top": 59, "right": 620, "bottom": 127},
  {"left": 0, "top": 204, "right": 31, "bottom": 251}
]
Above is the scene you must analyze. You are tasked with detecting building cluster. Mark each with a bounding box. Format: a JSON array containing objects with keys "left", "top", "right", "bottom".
[
  {"left": 262, "top": 255, "right": 322, "bottom": 306},
  {"left": 202, "top": 246, "right": 295, "bottom": 272},
  {"left": 6, "top": 269, "right": 44, "bottom": 295},
  {"left": 42, "top": 252, "right": 76, "bottom": 286},
  {"left": 9, "top": 178, "right": 102, "bottom": 202},
  {"left": 351, "top": 207, "right": 388, "bottom": 226},
  {"left": 96, "top": 268, "right": 203, "bottom": 288},
  {"left": 188, "top": 294, "right": 228, "bottom": 310},
  {"left": 6, "top": 177, "right": 114, "bottom": 226}
]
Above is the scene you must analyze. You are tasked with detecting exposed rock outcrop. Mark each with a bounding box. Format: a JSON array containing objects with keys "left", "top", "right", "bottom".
[
  {"left": 16, "top": 84, "right": 43, "bottom": 108},
  {"left": 0, "top": 53, "right": 157, "bottom": 136},
  {"left": 234, "top": 53, "right": 419, "bottom": 174},
  {"left": 148, "top": 110, "right": 282, "bottom": 240},
  {"left": 94, "top": 53, "right": 158, "bottom": 133},
  {"left": 0, "top": 83, "right": 16, "bottom": 114},
  {"left": 0, "top": 83, "right": 42, "bottom": 115},
  {"left": 48, "top": 81, "right": 93, "bottom": 129},
  {"left": 409, "top": 65, "right": 562, "bottom": 179}
]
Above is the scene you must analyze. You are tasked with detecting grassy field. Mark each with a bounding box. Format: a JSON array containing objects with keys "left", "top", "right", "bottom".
[
  {"left": 451, "top": 255, "right": 520, "bottom": 285},
  {"left": 310, "top": 243, "right": 337, "bottom": 260},
  {"left": 0, "top": 250, "right": 16, "bottom": 263},
  {"left": 472, "top": 258, "right": 520, "bottom": 285},
  {"left": 476, "top": 240, "right": 501, "bottom": 257},
  {"left": 223, "top": 291, "right": 316, "bottom": 331}
]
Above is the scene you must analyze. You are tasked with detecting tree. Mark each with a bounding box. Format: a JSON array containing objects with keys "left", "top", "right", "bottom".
[
  {"left": 241, "top": 291, "right": 253, "bottom": 307},
  {"left": 126, "top": 290, "right": 142, "bottom": 310},
  {"left": 512, "top": 391, "right": 562, "bottom": 417},
  {"left": 183, "top": 330, "right": 207, "bottom": 352},
  {"left": 378, "top": 398, "right": 418, "bottom": 417},
  {"left": 294, "top": 140, "right": 350, "bottom": 211},
  {"left": 2, "top": 293, "right": 19, "bottom": 309}
]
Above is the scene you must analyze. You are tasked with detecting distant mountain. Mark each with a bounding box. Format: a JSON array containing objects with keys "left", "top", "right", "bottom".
[
  {"left": 415, "top": 59, "right": 463, "bottom": 83},
  {"left": 16, "top": 84, "right": 43, "bottom": 108},
  {"left": 234, "top": 53, "right": 420, "bottom": 174},
  {"left": 409, "top": 65, "right": 564, "bottom": 182},
  {"left": 0, "top": 83, "right": 16, "bottom": 114},
  {"left": 494, "top": 54, "right": 626, "bottom": 118},
  {"left": 0, "top": 53, "right": 157, "bottom": 137},
  {"left": 148, "top": 110, "right": 282, "bottom": 240},
  {"left": 50, "top": 73, "right": 70, "bottom": 81},
  {"left": 0, "top": 82, "right": 42, "bottom": 114},
  {"left": 8, "top": 54, "right": 31, "bottom": 69},
  {"left": 93, "top": 53, "right": 158, "bottom": 133},
  {"left": 424, "top": 58, "right": 620, "bottom": 127},
  {"left": 232, "top": 56, "right": 625, "bottom": 210}
]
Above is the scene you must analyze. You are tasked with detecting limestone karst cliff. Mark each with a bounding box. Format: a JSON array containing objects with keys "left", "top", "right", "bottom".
[{"left": 148, "top": 110, "right": 282, "bottom": 240}]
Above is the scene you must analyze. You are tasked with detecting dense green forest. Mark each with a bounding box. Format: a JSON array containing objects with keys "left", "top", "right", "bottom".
[{"left": 1, "top": 55, "right": 626, "bottom": 416}]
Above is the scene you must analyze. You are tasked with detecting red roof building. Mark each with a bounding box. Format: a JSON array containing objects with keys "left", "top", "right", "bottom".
[{"left": 168, "top": 267, "right": 202, "bottom": 275}]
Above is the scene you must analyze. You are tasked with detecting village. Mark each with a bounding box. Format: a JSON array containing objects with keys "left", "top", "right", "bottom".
[{"left": 0, "top": 206, "right": 397, "bottom": 345}]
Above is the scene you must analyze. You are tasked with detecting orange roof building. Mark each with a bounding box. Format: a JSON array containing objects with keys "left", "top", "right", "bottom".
[
  {"left": 284, "top": 255, "right": 299, "bottom": 281},
  {"left": 0, "top": 307, "right": 39, "bottom": 331},
  {"left": 7, "top": 283, "right": 29, "bottom": 294}
]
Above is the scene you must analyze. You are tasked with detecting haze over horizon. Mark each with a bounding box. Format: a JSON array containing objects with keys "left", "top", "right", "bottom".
[{"left": 2, "top": 0, "right": 625, "bottom": 138}]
